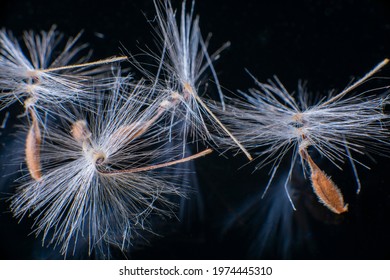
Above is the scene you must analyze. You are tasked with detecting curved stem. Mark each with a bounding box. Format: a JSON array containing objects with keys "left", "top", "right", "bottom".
[{"left": 97, "top": 148, "right": 212, "bottom": 175}]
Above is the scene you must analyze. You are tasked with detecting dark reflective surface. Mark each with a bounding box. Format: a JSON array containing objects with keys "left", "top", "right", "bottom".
[{"left": 1, "top": 0, "right": 390, "bottom": 259}]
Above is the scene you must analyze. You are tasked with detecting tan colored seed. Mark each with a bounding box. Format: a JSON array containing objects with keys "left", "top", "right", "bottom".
[
  {"left": 109, "top": 107, "right": 167, "bottom": 145},
  {"left": 109, "top": 123, "right": 148, "bottom": 147},
  {"left": 25, "top": 110, "right": 42, "bottom": 181},
  {"left": 305, "top": 152, "right": 348, "bottom": 214},
  {"left": 71, "top": 120, "right": 91, "bottom": 144}
]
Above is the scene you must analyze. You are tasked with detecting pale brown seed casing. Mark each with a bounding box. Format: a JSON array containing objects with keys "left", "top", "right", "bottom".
[
  {"left": 109, "top": 108, "right": 167, "bottom": 145},
  {"left": 25, "top": 110, "right": 42, "bottom": 181},
  {"left": 306, "top": 153, "right": 348, "bottom": 214},
  {"left": 71, "top": 120, "right": 91, "bottom": 144},
  {"left": 110, "top": 123, "right": 148, "bottom": 144}
]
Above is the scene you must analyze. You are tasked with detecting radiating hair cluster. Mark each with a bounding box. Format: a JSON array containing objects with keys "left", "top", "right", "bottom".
[{"left": 211, "top": 60, "right": 390, "bottom": 213}]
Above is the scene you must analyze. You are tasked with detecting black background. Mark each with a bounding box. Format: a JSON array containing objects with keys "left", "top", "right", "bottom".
[{"left": 1, "top": 0, "right": 390, "bottom": 259}]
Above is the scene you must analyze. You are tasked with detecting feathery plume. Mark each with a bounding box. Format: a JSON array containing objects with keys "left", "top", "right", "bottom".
[
  {"left": 129, "top": 0, "right": 251, "bottom": 159},
  {"left": 211, "top": 59, "right": 390, "bottom": 213},
  {"left": 11, "top": 73, "right": 211, "bottom": 257},
  {"left": 0, "top": 25, "right": 126, "bottom": 122}
]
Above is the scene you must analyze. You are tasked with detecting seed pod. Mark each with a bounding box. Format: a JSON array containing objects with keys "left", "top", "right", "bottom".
[
  {"left": 110, "top": 123, "right": 148, "bottom": 144},
  {"left": 305, "top": 152, "right": 348, "bottom": 214},
  {"left": 109, "top": 106, "right": 167, "bottom": 145},
  {"left": 71, "top": 120, "right": 91, "bottom": 144},
  {"left": 25, "top": 110, "right": 42, "bottom": 181}
]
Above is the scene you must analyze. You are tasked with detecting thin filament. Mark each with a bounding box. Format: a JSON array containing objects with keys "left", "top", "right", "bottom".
[
  {"left": 97, "top": 148, "right": 212, "bottom": 175},
  {"left": 40, "top": 56, "right": 128, "bottom": 73}
]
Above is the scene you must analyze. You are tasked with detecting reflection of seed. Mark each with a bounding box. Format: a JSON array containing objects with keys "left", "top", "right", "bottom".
[
  {"left": 71, "top": 120, "right": 91, "bottom": 143},
  {"left": 1, "top": 112, "right": 9, "bottom": 128},
  {"left": 305, "top": 152, "right": 348, "bottom": 214},
  {"left": 25, "top": 110, "right": 42, "bottom": 181}
]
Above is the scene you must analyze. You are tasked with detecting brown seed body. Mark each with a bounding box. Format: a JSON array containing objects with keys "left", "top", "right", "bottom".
[
  {"left": 71, "top": 120, "right": 91, "bottom": 144},
  {"left": 110, "top": 123, "right": 148, "bottom": 144},
  {"left": 25, "top": 112, "right": 42, "bottom": 181},
  {"left": 306, "top": 154, "right": 348, "bottom": 214},
  {"left": 109, "top": 107, "right": 167, "bottom": 145}
]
